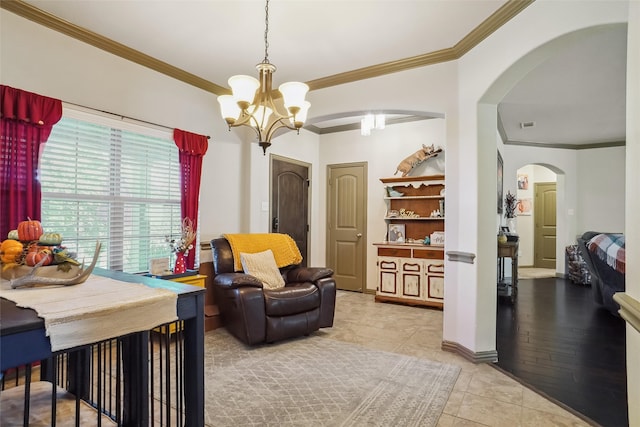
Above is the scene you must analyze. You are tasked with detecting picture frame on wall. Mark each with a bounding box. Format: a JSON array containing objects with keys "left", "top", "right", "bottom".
[
  {"left": 517, "top": 198, "right": 533, "bottom": 215},
  {"left": 497, "top": 150, "right": 504, "bottom": 214},
  {"left": 517, "top": 174, "right": 529, "bottom": 190},
  {"left": 388, "top": 224, "right": 405, "bottom": 243}
]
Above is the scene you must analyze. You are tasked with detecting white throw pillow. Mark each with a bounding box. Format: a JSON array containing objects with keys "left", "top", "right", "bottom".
[{"left": 240, "top": 249, "right": 285, "bottom": 290}]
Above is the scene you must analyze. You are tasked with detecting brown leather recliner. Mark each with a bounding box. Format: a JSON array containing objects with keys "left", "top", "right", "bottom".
[{"left": 210, "top": 237, "right": 336, "bottom": 345}]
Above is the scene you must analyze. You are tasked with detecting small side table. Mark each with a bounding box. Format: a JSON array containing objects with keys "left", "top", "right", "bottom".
[{"left": 497, "top": 241, "right": 518, "bottom": 303}]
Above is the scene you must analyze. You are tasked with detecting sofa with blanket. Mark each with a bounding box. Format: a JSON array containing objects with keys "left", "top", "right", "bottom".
[
  {"left": 210, "top": 234, "right": 336, "bottom": 345},
  {"left": 577, "top": 231, "right": 626, "bottom": 316}
]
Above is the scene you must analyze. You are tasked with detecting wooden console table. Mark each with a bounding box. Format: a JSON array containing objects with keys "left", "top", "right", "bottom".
[{"left": 498, "top": 241, "right": 518, "bottom": 303}]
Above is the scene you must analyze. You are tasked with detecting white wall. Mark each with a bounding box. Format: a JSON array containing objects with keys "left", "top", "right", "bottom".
[
  {"left": 319, "top": 118, "right": 446, "bottom": 290},
  {"left": 577, "top": 147, "right": 626, "bottom": 233}
]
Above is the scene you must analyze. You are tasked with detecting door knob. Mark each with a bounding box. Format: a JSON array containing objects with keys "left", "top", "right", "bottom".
[{"left": 356, "top": 233, "right": 363, "bottom": 238}]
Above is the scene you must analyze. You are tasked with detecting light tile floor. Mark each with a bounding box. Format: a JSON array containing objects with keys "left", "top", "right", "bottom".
[{"left": 320, "top": 290, "right": 592, "bottom": 427}]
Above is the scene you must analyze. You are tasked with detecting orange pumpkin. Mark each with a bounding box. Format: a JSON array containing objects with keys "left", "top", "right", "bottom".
[
  {"left": 0, "top": 239, "right": 24, "bottom": 263},
  {"left": 25, "top": 249, "right": 53, "bottom": 267},
  {"left": 17, "top": 219, "right": 43, "bottom": 241}
]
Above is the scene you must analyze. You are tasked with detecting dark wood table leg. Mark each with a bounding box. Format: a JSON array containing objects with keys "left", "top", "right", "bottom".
[{"left": 182, "top": 292, "right": 204, "bottom": 427}]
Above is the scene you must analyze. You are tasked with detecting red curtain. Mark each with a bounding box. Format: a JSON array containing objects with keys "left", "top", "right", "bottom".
[
  {"left": 0, "top": 85, "right": 63, "bottom": 239},
  {"left": 173, "top": 128, "right": 208, "bottom": 269}
]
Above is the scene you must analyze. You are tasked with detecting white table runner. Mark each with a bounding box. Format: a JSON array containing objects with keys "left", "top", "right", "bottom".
[{"left": 0, "top": 274, "right": 177, "bottom": 352}]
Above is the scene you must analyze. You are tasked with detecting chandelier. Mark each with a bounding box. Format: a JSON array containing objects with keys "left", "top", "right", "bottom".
[{"left": 217, "top": 0, "right": 310, "bottom": 154}]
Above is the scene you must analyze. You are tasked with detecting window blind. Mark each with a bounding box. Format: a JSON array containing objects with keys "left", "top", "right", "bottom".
[{"left": 40, "top": 108, "right": 182, "bottom": 273}]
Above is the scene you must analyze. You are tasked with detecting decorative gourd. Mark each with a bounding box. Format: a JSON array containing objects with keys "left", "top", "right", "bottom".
[
  {"left": 39, "top": 232, "right": 63, "bottom": 245},
  {"left": 17, "top": 219, "right": 43, "bottom": 241},
  {"left": 0, "top": 239, "right": 24, "bottom": 263},
  {"left": 7, "top": 230, "right": 19, "bottom": 240},
  {"left": 25, "top": 249, "right": 54, "bottom": 267}
]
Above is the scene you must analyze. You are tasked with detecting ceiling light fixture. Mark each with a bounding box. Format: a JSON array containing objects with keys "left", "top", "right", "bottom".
[
  {"left": 217, "top": 0, "right": 310, "bottom": 154},
  {"left": 361, "top": 113, "right": 386, "bottom": 136}
]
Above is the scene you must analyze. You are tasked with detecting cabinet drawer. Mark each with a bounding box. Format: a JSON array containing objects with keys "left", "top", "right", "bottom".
[
  {"left": 378, "top": 247, "right": 411, "bottom": 257},
  {"left": 413, "top": 249, "right": 444, "bottom": 260},
  {"left": 426, "top": 263, "right": 444, "bottom": 274}
]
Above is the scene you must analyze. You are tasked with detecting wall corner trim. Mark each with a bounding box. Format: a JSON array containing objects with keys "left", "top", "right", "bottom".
[
  {"left": 446, "top": 251, "right": 476, "bottom": 264},
  {"left": 613, "top": 292, "right": 640, "bottom": 334}
]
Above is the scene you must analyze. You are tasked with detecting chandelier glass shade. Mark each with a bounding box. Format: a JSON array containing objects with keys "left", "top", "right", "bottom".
[{"left": 217, "top": 0, "right": 310, "bottom": 154}]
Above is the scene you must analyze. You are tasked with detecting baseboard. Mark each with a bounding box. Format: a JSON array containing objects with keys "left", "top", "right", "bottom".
[{"left": 441, "top": 340, "right": 498, "bottom": 363}]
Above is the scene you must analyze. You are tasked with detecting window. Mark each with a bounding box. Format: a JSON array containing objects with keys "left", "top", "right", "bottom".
[{"left": 40, "top": 108, "right": 182, "bottom": 273}]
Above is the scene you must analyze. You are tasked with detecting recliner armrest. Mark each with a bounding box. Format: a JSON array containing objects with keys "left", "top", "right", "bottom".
[
  {"left": 285, "top": 267, "right": 334, "bottom": 284},
  {"left": 213, "top": 272, "right": 264, "bottom": 289}
]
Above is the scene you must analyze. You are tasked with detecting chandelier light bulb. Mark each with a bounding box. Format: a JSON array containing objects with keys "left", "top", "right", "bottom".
[
  {"left": 252, "top": 105, "right": 273, "bottom": 130},
  {"left": 228, "top": 75, "right": 260, "bottom": 109},
  {"left": 279, "top": 81, "right": 310, "bottom": 113},
  {"left": 375, "top": 114, "right": 386, "bottom": 130},
  {"left": 217, "top": 94, "right": 241, "bottom": 124}
]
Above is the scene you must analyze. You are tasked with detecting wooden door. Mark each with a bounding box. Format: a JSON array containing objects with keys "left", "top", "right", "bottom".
[
  {"left": 271, "top": 156, "right": 309, "bottom": 266},
  {"left": 534, "top": 182, "right": 556, "bottom": 269},
  {"left": 326, "top": 163, "right": 367, "bottom": 292}
]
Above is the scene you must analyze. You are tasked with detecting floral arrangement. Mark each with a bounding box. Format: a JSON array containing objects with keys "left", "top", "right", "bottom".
[
  {"left": 504, "top": 191, "right": 518, "bottom": 219},
  {"left": 166, "top": 218, "right": 196, "bottom": 256}
]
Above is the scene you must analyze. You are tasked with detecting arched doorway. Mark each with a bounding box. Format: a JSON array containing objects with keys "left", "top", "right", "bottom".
[
  {"left": 513, "top": 164, "right": 559, "bottom": 274},
  {"left": 479, "top": 25, "right": 628, "bottom": 426}
]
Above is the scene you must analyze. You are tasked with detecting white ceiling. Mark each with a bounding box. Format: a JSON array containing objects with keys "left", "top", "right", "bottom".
[{"left": 19, "top": 0, "right": 627, "bottom": 147}]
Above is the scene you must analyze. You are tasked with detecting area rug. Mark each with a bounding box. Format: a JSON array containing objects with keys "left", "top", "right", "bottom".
[
  {"left": 203, "top": 329, "right": 460, "bottom": 427},
  {"left": 518, "top": 268, "right": 557, "bottom": 279}
]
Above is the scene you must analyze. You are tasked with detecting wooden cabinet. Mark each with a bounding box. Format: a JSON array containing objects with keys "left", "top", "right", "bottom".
[
  {"left": 374, "top": 175, "right": 445, "bottom": 309},
  {"left": 380, "top": 175, "right": 445, "bottom": 242},
  {"left": 374, "top": 244, "right": 445, "bottom": 309}
]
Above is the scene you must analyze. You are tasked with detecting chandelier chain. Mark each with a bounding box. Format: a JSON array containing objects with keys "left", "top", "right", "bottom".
[{"left": 263, "top": 0, "right": 270, "bottom": 63}]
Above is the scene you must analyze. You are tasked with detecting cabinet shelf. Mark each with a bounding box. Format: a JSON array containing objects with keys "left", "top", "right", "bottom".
[
  {"left": 385, "top": 217, "right": 444, "bottom": 221},
  {"left": 384, "top": 195, "right": 444, "bottom": 200}
]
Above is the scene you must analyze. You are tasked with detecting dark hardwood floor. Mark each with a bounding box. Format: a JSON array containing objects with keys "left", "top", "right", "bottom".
[{"left": 495, "top": 277, "right": 627, "bottom": 427}]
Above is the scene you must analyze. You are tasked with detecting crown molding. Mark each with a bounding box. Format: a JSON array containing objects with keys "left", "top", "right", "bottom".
[
  {"left": 504, "top": 139, "right": 626, "bottom": 150},
  {"left": 306, "top": 48, "right": 458, "bottom": 91},
  {"left": 0, "top": 0, "right": 228, "bottom": 95},
  {"left": 1, "top": 0, "right": 534, "bottom": 93},
  {"left": 308, "top": 0, "right": 534, "bottom": 90},
  {"left": 453, "top": 0, "right": 535, "bottom": 57}
]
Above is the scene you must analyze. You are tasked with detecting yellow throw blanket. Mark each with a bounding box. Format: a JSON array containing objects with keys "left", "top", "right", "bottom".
[{"left": 224, "top": 233, "right": 303, "bottom": 272}]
